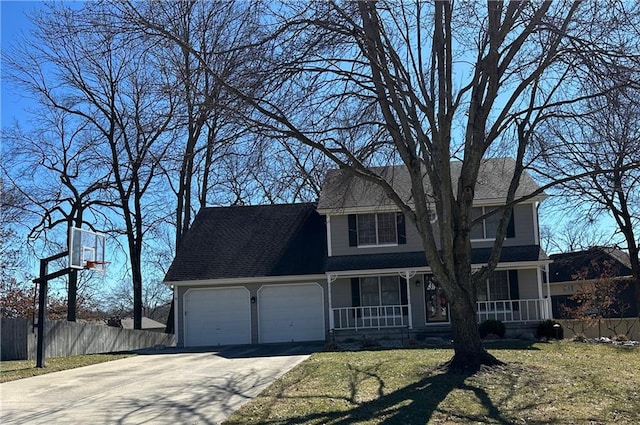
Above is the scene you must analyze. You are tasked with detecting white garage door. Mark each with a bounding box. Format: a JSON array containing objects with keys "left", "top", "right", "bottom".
[
  {"left": 258, "top": 283, "right": 325, "bottom": 343},
  {"left": 184, "top": 287, "right": 251, "bottom": 347}
]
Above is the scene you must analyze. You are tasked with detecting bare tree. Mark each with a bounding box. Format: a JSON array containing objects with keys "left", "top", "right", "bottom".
[
  {"left": 4, "top": 3, "right": 176, "bottom": 329},
  {"left": 123, "top": 0, "right": 640, "bottom": 369},
  {"left": 124, "top": 1, "right": 267, "bottom": 248},
  {"left": 2, "top": 109, "right": 115, "bottom": 321},
  {"left": 540, "top": 218, "right": 612, "bottom": 254},
  {"left": 560, "top": 260, "right": 633, "bottom": 338},
  {"left": 539, "top": 88, "right": 640, "bottom": 318}
]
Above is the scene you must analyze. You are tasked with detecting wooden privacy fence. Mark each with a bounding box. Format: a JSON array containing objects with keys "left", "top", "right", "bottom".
[
  {"left": 558, "top": 318, "right": 640, "bottom": 340},
  {"left": 1, "top": 318, "right": 175, "bottom": 361}
]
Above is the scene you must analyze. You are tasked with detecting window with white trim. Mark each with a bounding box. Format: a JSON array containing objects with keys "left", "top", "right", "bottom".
[
  {"left": 360, "top": 276, "right": 401, "bottom": 306},
  {"left": 357, "top": 213, "right": 397, "bottom": 246},
  {"left": 470, "top": 206, "right": 514, "bottom": 240},
  {"left": 477, "top": 271, "right": 511, "bottom": 301}
]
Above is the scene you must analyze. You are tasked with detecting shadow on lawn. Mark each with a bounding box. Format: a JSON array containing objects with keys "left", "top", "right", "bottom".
[{"left": 240, "top": 366, "right": 518, "bottom": 425}]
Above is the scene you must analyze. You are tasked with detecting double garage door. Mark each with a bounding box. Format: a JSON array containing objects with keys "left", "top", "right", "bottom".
[{"left": 184, "top": 283, "right": 325, "bottom": 347}]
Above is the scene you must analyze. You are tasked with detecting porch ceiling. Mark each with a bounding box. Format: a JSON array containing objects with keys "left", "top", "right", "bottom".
[{"left": 326, "top": 245, "right": 545, "bottom": 272}]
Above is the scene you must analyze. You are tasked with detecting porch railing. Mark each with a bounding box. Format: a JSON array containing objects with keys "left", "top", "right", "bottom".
[
  {"left": 476, "top": 298, "right": 550, "bottom": 323},
  {"left": 331, "top": 298, "right": 551, "bottom": 330},
  {"left": 332, "top": 305, "right": 408, "bottom": 330}
]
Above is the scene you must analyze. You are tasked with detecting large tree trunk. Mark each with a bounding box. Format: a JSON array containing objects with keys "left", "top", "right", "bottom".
[{"left": 447, "top": 285, "right": 503, "bottom": 371}]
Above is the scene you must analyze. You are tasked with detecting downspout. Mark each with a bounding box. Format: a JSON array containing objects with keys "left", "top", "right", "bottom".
[
  {"left": 326, "top": 215, "right": 332, "bottom": 257},
  {"left": 173, "top": 285, "right": 179, "bottom": 346},
  {"left": 533, "top": 202, "right": 541, "bottom": 245}
]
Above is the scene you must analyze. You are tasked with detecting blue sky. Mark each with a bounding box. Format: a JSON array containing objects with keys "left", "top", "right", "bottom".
[
  {"left": 1, "top": 1, "right": 43, "bottom": 129},
  {"left": 0, "top": 0, "right": 625, "bottom": 257}
]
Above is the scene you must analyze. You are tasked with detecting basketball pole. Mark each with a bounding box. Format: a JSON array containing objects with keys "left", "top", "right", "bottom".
[{"left": 33, "top": 251, "right": 71, "bottom": 368}]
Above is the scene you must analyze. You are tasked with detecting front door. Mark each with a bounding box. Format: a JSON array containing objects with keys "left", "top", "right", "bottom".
[{"left": 424, "top": 275, "right": 449, "bottom": 323}]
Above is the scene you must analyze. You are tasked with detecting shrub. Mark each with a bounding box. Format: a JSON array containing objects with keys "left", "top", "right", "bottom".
[
  {"left": 323, "top": 341, "right": 339, "bottom": 351},
  {"left": 479, "top": 319, "right": 505, "bottom": 339},
  {"left": 405, "top": 339, "right": 419, "bottom": 347},
  {"left": 537, "top": 320, "right": 564, "bottom": 340},
  {"left": 613, "top": 334, "right": 629, "bottom": 342},
  {"left": 572, "top": 333, "right": 587, "bottom": 342},
  {"left": 104, "top": 316, "right": 123, "bottom": 328},
  {"left": 361, "top": 338, "right": 381, "bottom": 348}
]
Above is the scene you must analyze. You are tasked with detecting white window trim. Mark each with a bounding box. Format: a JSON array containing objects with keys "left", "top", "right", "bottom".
[
  {"left": 470, "top": 205, "right": 507, "bottom": 242},
  {"left": 360, "top": 276, "right": 402, "bottom": 306},
  {"left": 479, "top": 271, "right": 512, "bottom": 301},
  {"left": 357, "top": 213, "right": 398, "bottom": 247}
]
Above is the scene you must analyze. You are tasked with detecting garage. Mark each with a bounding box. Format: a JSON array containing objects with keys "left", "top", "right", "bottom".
[
  {"left": 184, "top": 287, "right": 251, "bottom": 347},
  {"left": 258, "top": 283, "right": 325, "bottom": 343}
]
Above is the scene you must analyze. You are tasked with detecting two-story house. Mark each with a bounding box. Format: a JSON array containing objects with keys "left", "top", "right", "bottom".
[{"left": 164, "top": 157, "right": 552, "bottom": 348}]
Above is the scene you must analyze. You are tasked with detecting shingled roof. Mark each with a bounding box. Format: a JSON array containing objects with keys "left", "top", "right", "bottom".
[
  {"left": 549, "top": 247, "right": 633, "bottom": 283},
  {"left": 317, "top": 157, "right": 542, "bottom": 212},
  {"left": 164, "top": 203, "right": 327, "bottom": 282}
]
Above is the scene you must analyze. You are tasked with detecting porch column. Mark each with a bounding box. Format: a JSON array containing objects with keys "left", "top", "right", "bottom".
[
  {"left": 327, "top": 274, "right": 336, "bottom": 331},
  {"left": 536, "top": 266, "right": 548, "bottom": 320},
  {"left": 404, "top": 271, "right": 414, "bottom": 330},
  {"left": 545, "top": 263, "right": 552, "bottom": 319}
]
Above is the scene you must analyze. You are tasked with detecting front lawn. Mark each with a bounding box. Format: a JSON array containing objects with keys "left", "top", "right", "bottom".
[
  {"left": 0, "top": 353, "right": 134, "bottom": 383},
  {"left": 224, "top": 341, "right": 640, "bottom": 424}
]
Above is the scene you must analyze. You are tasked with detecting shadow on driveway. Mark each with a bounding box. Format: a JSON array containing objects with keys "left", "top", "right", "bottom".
[{"left": 135, "top": 341, "right": 325, "bottom": 358}]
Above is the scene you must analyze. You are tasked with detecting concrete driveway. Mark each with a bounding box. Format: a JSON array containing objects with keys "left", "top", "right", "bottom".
[{"left": 0, "top": 343, "right": 320, "bottom": 424}]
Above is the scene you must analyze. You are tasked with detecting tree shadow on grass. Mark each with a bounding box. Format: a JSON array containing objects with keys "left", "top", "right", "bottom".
[{"left": 235, "top": 365, "right": 513, "bottom": 425}]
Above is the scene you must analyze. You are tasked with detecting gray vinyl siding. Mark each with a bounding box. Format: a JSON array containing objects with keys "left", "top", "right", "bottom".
[
  {"left": 331, "top": 278, "right": 353, "bottom": 308},
  {"left": 516, "top": 269, "right": 540, "bottom": 299},
  {"left": 329, "top": 214, "right": 428, "bottom": 256},
  {"left": 471, "top": 203, "right": 537, "bottom": 248},
  {"left": 329, "top": 203, "right": 537, "bottom": 256}
]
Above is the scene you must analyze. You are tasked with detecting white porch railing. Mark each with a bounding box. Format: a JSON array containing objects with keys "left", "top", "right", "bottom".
[
  {"left": 332, "top": 305, "right": 408, "bottom": 330},
  {"left": 476, "top": 298, "right": 550, "bottom": 323},
  {"left": 331, "top": 299, "right": 552, "bottom": 330}
]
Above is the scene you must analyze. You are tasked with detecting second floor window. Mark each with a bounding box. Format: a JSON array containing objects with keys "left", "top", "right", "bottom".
[
  {"left": 348, "top": 212, "right": 406, "bottom": 247},
  {"left": 470, "top": 206, "right": 515, "bottom": 240},
  {"left": 357, "top": 213, "right": 397, "bottom": 245}
]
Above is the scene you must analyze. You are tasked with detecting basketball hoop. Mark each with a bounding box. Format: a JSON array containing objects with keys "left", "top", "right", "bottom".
[{"left": 85, "top": 260, "right": 109, "bottom": 272}]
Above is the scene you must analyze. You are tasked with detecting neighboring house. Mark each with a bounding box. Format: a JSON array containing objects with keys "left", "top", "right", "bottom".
[
  {"left": 164, "top": 158, "right": 552, "bottom": 348},
  {"left": 120, "top": 317, "right": 167, "bottom": 332},
  {"left": 548, "top": 247, "right": 638, "bottom": 318}
]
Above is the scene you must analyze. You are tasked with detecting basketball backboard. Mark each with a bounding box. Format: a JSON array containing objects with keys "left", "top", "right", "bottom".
[{"left": 69, "top": 227, "right": 106, "bottom": 271}]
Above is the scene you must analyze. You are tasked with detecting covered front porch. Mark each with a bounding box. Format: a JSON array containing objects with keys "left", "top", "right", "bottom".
[{"left": 327, "top": 266, "right": 553, "bottom": 333}]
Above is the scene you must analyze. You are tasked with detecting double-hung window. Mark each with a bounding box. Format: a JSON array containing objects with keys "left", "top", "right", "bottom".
[
  {"left": 484, "top": 271, "right": 510, "bottom": 301},
  {"left": 470, "top": 206, "right": 515, "bottom": 240},
  {"left": 477, "top": 270, "right": 520, "bottom": 310},
  {"left": 348, "top": 212, "right": 406, "bottom": 247},
  {"left": 358, "top": 213, "right": 396, "bottom": 245},
  {"left": 359, "top": 276, "right": 402, "bottom": 306}
]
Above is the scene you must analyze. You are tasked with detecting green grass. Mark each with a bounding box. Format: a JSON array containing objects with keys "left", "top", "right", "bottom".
[
  {"left": 224, "top": 341, "right": 640, "bottom": 424},
  {"left": 0, "top": 353, "right": 134, "bottom": 382}
]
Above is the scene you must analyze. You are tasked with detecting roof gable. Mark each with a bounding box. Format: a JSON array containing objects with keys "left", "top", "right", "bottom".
[
  {"left": 317, "top": 157, "right": 542, "bottom": 212},
  {"left": 164, "top": 203, "right": 326, "bottom": 282}
]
